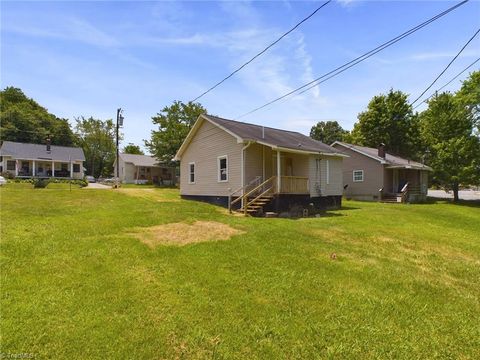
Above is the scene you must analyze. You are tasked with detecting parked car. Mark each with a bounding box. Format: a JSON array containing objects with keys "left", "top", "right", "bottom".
[
  {"left": 0, "top": 176, "right": 7, "bottom": 186},
  {"left": 85, "top": 176, "right": 96, "bottom": 183}
]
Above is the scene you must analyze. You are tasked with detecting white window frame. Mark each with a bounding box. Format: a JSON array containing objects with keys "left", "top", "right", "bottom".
[
  {"left": 217, "top": 155, "right": 228, "bottom": 182},
  {"left": 188, "top": 162, "right": 195, "bottom": 184},
  {"left": 353, "top": 169, "right": 364, "bottom": 182},
  {"left": 326, "top": 159, "right": 330, "bottom": 185}
]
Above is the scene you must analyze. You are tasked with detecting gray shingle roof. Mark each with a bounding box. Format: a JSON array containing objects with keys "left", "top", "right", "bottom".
[
  {"left": 119, "top": 153, "right": 164, "bottom": 167},
  {"left": 334, "top": 142, "right": 432, "bottom": 170},
  {"left": 0, "top": 141, "right": 85, "bottom": 161},
  {"left": 204, "top": 115, "right": 340, "bottom": 154}
]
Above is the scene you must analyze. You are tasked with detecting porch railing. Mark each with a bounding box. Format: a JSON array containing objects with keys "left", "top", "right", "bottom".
[{"left": 278, "top": 176, "right": 309, "bottom": 194}]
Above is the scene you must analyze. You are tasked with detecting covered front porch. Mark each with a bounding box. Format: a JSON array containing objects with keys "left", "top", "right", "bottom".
[
  {"left": 230, "top": 143, "right": 339, "bottom": 214},
  {"left": 243, "top": 143, "right": 311, "bottom": 194},
  {"left": 9, "top": 159, "right": 83, "bottom": 179},
  {"left": 382, "top": 167, "right": 429, "bottom": 203},
  {"left": 131, "top": 165, "right": 175, "bottom": 185}
]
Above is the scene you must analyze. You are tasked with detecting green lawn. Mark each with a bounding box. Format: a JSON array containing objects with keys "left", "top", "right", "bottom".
[{"left": 1, "top": 185, "right": 479, "bottom": 359}]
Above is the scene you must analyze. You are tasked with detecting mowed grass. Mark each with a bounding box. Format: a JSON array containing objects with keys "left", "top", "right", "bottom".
[{"left": 1, "top": 185, "right": 479, "bottom": 359}]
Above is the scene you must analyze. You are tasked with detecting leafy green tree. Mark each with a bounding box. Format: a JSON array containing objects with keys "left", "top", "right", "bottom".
[
  {"left": 0, "top": 87, "right": 76, "bottom": 146},
  {"left": 310, "top": 120, "right": 348, "bottom": 145},
  {"left": 123, "top": 143, "right": 144, "bottom": 155},
  {"left": 455, "top": 70, "right": 480, "bottom": 134},
  {"left": 350, "top": 89, "right": 420, "bottom": 158},
  {"left": 75, "top": 117, "right": 118, "bottom": 178},
  {"left": 420, "top": 90, "right": 480, "bottom": 202},
  {"left": 145, "top": 101, "right": 207, "bottom": 163}
]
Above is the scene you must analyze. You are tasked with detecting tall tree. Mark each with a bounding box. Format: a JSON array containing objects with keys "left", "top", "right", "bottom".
[
  {"left": 310, "top": 120, "right": 348, "bottom": 145},
  {"left": 0, "top": 87, "right": 76, "bottom": 146},
  {"left": 75, "top": 117, "right": 117, "bottom": 178},
  {"left": 350, "top": 89, "right": 420, "bottom": 158},
  {"left": 455, "top": 70, "right": 480, "bottom": 135},
  {"left": 419, "top": 88, "right": 480, "bottom": 202},
  {"left": 123, "top": 143, "right": 144, "bottom": 155},
  {"left": 145, "top": 101, "right": 207, "bottom": 163}
]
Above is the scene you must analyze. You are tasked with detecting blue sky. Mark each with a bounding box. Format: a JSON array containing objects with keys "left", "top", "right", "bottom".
[{"left": 1, "top": 0, "right": 479, "bottom": 151}]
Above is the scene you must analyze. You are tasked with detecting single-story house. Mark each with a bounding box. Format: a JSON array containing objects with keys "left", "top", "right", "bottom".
[
  {"left": 0, "top": 140, "right": 85, "bottom": 179},
  {"left": 331, "top": 142, "right": 432, "bottom": 203},
  {"left": 114, "top": 153, "right": 175, "bottom": 184},
  {"left": 174, "top": 114, "right": 347, "bottom": 215}
]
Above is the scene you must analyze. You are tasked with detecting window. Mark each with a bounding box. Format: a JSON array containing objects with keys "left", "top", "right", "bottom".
[
  {"left": 7, "top": 160, "right": 15, "bottom": 171},
  {"left": 353, "top": 170, "right": 364, "bottom": 182},
  {"left": 218, "top": 156, "right": 228, "bottom": 182},
  {"left": 61, "top": 163, "right": 68, "bottom": 170},
  {"left": 188, "top": 162, "right": 195, "bottom": 184},
  {"left": 73, "top": 164, "right": 80, "bottom": 173}
]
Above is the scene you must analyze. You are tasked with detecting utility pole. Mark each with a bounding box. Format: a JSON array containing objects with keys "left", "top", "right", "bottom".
[{"left": 116, "top": 108, "right": 124, "bottom": 180}]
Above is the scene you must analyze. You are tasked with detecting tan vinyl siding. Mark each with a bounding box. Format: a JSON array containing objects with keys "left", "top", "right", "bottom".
[
  {"left": 180, "top": 120, "right": 242, "bottom": 196},
  {"left": 244, "top": 143, "right": 265, "bottom": 183},
  {"left": 309, "top": 156, "right": 343, "bottom": 197},
  {"left": 333, "top": 145, "right": 384, "bottom": 200}
]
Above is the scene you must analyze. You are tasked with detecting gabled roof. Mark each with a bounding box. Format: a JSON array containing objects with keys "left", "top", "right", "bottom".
[
  {"left": 175, "top": 114, "right": 347, "bottom": 160},
  {"left": 0, "top": 141, "right": 85, "bottom": 162},
  {"left": 332, "top": 142, "right": 432, "bottom": 171},
  {"left": 119, "top": 153, "right": 165, "bottom": 167}
]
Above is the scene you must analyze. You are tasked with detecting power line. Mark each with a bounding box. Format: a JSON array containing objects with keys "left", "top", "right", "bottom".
[
  {"left": 236, "top": 0, "right": 469, "bottom": 120},
  {"left": 411, "top": 27, "right": 480, "bottom": 106},
  {"left": 190, "top": 0, "right": 332, "bottom": 102},
  {"left": 413, "top": 57, "right": 480, "bottom": 110}
]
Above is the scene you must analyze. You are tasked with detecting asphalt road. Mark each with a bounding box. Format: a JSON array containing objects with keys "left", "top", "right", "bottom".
[{"left": 428, "top": 189, "right": 480, "bottom": 201}]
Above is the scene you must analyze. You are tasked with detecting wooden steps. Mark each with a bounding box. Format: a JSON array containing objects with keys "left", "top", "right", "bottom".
[
  {"left": 381, "top": 194, "right": 402, "bottom": 203},
  {"left": 238, "top": 195, "right": 275, "bottom": 215}
]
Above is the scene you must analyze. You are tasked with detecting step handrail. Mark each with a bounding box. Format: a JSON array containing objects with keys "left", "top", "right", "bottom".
[
  {"left": 243, "top": 186, "right": 274, "bottom": 215},
  {"left": 401, "top": 182, "right": 409, "bottom": 203},
  {"left": 228, "top": 176, "right": 262, "bottom": 212},
  {"left": 230, "top": 176, "right": 275, "bottom": 212}
]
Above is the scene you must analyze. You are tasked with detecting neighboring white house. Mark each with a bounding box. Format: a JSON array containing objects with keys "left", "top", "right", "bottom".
[
  {"left": 0, "top": 140, "right": 85, "bottom": 179},
  {"left": 114, "top": 153, "right": 175, "bottom": 184},
  {"left": 174, "top": 114, "right": 347, "bottom": 215}
]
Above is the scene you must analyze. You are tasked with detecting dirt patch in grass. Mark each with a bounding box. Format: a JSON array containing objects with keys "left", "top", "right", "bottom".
[{"left": 129, "top": 221, "right": 245, "bottom": 247}]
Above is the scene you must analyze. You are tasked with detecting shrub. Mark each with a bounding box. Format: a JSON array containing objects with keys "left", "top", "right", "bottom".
[{"left": 33, "top": 178, "right": 50, "bottom": 188}]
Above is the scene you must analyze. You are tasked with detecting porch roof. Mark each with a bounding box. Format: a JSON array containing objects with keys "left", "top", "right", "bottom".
[
  {"left": 119, "top": 153, "right": 167, "bottom": 167},
  {"left": 0, "top": 141, "right": 85, "bottom": 162}
]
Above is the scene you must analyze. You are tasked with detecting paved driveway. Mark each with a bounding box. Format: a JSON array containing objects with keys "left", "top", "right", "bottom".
[
  {"left": 85, "top": 182, "right": 111, "bottom": 189},
  {"left": 428, "top": 189, "right": 480, "bottom": 201}
]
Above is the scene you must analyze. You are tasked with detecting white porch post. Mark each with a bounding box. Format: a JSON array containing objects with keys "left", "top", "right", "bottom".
[
  {"left": 70, "top": 161, "right": 73, "bottom": 178},
  {"left": 15, "top": 160, "right": 18, "bottom": 177},
  {"left": 52, "top": 161, "right": 55, "bottom": 177},
  {"left": 277, "top": 150, "right": 281, "bottom": 193},
  {"left": 32, "top": 160, "right": 36, "bottom": 177}
]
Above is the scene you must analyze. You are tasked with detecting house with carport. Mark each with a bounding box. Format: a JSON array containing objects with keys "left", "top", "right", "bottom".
[{"left": 114, "top": 153, "right": 175, "bottom": 185}]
